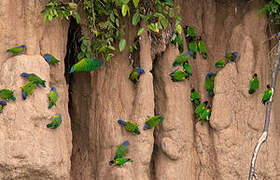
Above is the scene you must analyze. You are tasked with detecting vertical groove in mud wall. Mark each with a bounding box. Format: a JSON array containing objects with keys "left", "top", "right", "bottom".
[{"left": 64, "top": 18, "right": 91, "bottom": 180}]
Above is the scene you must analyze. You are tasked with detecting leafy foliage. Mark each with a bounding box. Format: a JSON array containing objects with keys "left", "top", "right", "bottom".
[
  {"left": 259, "top": 0, "right": 280, "bottom": 25},
  {"left": 42, "top": 0, "right": 182, "bottom": 61}
]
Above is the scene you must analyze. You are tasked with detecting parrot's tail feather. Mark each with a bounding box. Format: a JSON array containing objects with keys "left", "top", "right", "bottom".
[
  {"left": 11, "top": 96, "right": 16, "bottom": 101},
  {"left": 48, "top": 104, "right": 53, "bottom": 109},
  {"left": 249, "top": 89, "right": 255, "bottom": 94},
  {"left": 46, "top": 123, "right": 52, "bottom": 128},
  {"left": 172, "top": 62, "right": 177, "bottom": 67}
]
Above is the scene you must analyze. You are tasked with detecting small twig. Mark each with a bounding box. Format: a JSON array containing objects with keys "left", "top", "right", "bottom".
[{"left": 248, "top": 41, "right": 280, "bottom": 180}]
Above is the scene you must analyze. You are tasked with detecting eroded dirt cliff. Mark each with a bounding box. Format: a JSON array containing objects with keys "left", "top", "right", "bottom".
[{"left": 1, "top": 0, "right": 280, "bottom": 180}]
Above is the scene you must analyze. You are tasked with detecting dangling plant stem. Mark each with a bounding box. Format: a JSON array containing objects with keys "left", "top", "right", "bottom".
[{"left": 248, "top": 40, "right": 280, "bottom": 180}]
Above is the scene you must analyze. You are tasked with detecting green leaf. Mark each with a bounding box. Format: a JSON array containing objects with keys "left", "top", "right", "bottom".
[
  {"left": 168, "top": 9, "right": 174, "bottom": 18},
  {"left": 122, "top": 4, "right": 129, "bottom": 17},
  {"left": 133, "top": 0, "right": 139, "bottom": 7},
  {"left": 44, "top": 15, "right": 48, "bottom": 23},
  {"left": 132, "top": 13, "right": 141, "bottom": 26},
  {"left": 276, "top": 0, "right": 280, "bottom": 4},
  {"left": 119, "top": 39, "right": 126, "bottom": 52},
  {"left": 68, "top": 2, "right": 77, "bottom": 9},
  {"left": 121, "top": 0, "right": 130, "bottom": 4},
  {"left": 75, "top": 12, "right": 80, "bottom": 24},
  {"left": 176, "top": 24, "right": 182, "bottom": 34},
  {"left": 137, "top": 27, "right": 145, "bottom": 36},
  {"left": 160, "top": 16, "right": 168, "bottom": 28}
]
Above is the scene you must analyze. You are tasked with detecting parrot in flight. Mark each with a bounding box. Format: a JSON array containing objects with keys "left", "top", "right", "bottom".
[
  {"left": 205, "top": 73, "right": 216, "bottom": 97},
  {"left": 172, "top": 51, "right": 193, "bottom": 66},
  {"left": 0, "top": 101, "right": 7, "bottom": 113},
  {"left": 0, "top": 88, "right": 16, "bottom": 101},
  {"left": 129, "top": 67, "right": 145, "bottom": 83},
  {"left": 70, "top": 58, "right": 103, "bottom": 73},
  {"left": 170, "top": 70, "right": 187, "bottom": 82},
  {"left": 190, "top": 88, "right": 201, "bottom": 108},
  {"left": 43, "top": 54, "right": 60, "bottom": 65},
  {"left": 6, "top": 45, "right": 26, "bottom": 55},
  {"left": 118, "top": 120, "right": 141, "bottom": 134},
  {"left": 48, "top": 87, "right": 59, "bottom": 109},
  {"left": 47, "top": 113, "right": 62, "bottom": 129},
  {"left": 248, "top": 73, "right": 259, "bottom": 94},
  {"left": 262, "top": 85, "right": 273, "bottom": 105},
  {"left": 143, "top": 116, "right": 164, "bottom": 130},
  {"left": 21, "top": 72, "right": 46, "bottom": 88},
  {"left": 21, "top": 81, "right": 36, "bottom": 100},
  {"left": 215, "top": 59, "right": 226, "bottom": 69}
]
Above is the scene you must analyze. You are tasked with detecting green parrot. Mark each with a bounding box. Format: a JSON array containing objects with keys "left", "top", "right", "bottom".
[
  {"left": 170, "top": 70, "right": 187, "bottom": 82},
  {"left": 183, "top": 26, "right": 196, "bottom": 40},
  {"left": 195, "top": 101, "right": 208, "bottom": 117},
  {"left": 183, "top": 61, "right": 192, "bottom": 79},
  {"left": 197, "top": 36, "right": 207, "bottom": 59},
  {"left": 199, "top": 105, "right": 211, "bottom": 124},
  {"left": 47, "top": 113, "right": 62, "bottom": 129},
  {"left": 21, "top": 72, "right": 46, "bottom": 88},
  {"left": 172, "top": 51, "right": 193, "bottom": 66},
  {"left": 0, "top": 101, "right": 7, "bottom": 113},
  {"left": 205, "top": 73, "right": 216, "bottom": 97},
  {"left": 118, "top": 120, "right": 141, "bottom": 134},
  {"left": 188, "top": 37, "right": 197, "bottom": 59},
  {"left": 43, "top": 54, "right": 60, "bottom": 65},
  {"left": 113, "top": 140, "right": 129, "bottom": 159},
  {"left": 48, "top": 87, "right": 59, "bottom": 109},
  {"left": 225, "top": 52, "right": 238, "bottom": 62},
  {"left": 109, "top": 158, "right": 133, "bottom": 167},
  {"left": 215, "top": 59, "right": 226, "bottom": 68},
  {"left": 190, "top": 88, "right": 201, "bottom": 107},
  {"left": 21, "top": 81, "right": 36, "bottom": 100},
  {"left": 143, "top": 116, "right": 164, "bottom": 130},
  {"left": 6, "top": 45, "right": 26, "bottom": 55},
  {"left": 129, "top": 67, "right": 145, "bottom": 83},
  {"left": 0, "top": 88, "right": 16, "bottom": 101},
  {"left": 248, "top": 73, "right": 259, "bottom": 94},
  {"left": 70, "top": 58, "right": 103, "bottom": 73},
  {"left": 171, "top": 32, "right": 184, "bottom": 53},
  {"left": 262, "top": 85, "right": 273, "bottom": 105}
]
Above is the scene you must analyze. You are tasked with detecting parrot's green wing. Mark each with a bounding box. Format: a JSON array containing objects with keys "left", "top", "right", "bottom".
[
  {"left": 129, "top": 68, "right": 139, "bottom": 83},
  {"left": 198, "top": 40, "right": 207, "bottom": 59},
  {"left": 48, "top": 91, "right": 58, "bottom": 109},
  {"left": 183, "top": 61, "right": 192, "bottom": 77},
  {"left": 114, "top": 158, "right": 133, "bottom": 166},
  {"left": 71, "top": 58, "right": 103, "bottom": 72},
  {"left": 44, "top": 53, "right": 60, "bottom": 65},
  {"left": 191, "top": 91, "right": 200, "bottom": 101},
  {"left": 205, "top": 75, "right": 216, "bottom": 96},
  {"left": 47, "top": 114, "right": 62, "bottom": 129},
  {"left": 6, "top": 46, "right": 24, "bottom": 55},
  {"left": 0, "top": 89, "right": 16, "bottom": 101},
  {"left": 215, "top": 59, "right": 226, "bottom": 68},
  {"left": 200, "top": 107, "right": 211, "bottom": 124},
  {"left": 188, "top": 41, "right": 197, "bottom": 59},
  {"left": 114, "top": 142, "right": 129, "bottom": 159},
  {"left": 173, "top": 52, "right": 190, "bottom": 66},
  {"left": 0, "top": 105, "right": 3, "bottom": 113},
  {"left": 195, "top": 103, "right": 206, "bottom": 116},
  {"left": 145, "top": 116, "right": 164, "bottom": 128},
  {"left": 249, "top": 77, "right": 259, "bottom": 94},
  {"left": 186, "top": 26, "right": 196, "bottom": 38},
  {"left": 28, "top": 74, "right": 46, "bottom": 88},
  {"left": 21, "top": 81, "right": 36, "bottom": 100},
  {"left": 262, "top": 88, "right": 272, "bottom": 104},
  {"left": 125, "top": 121, "right": 140, "bottom": 134}
]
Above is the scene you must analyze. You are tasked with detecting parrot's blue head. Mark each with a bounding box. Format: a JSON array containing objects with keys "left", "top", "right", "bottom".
[
  {"left": 233, "top": 52, "right": 238, "bottom": 57},
  {"left": 143, "top": 123, "right": 150, "bottom": 130},
  {"left": 43, "top": 55, "right": 51, "bottom": 63},
  {"left": 20, "top": 45, "right": 26, "bottom": 50},
  {"left": 123, "top": 140, "right": 129, "bottom": 147},
  {"left": 51, "top": 87, "right": 57, "bottom": 92},
  {"left": 188, "top": 51, "right": 193, "bottom": 56},
  {"left": 137, "top": 68, "right": 145, "bottom": 75},
  {"left": 117, "top": 120, "right": 126, "bottom": 125},
  {"left": 21, "top": 72, "right": 29, "bottom": 78},
  {"left": 0, "top": 101, "right": 7, "bottom": 106},
  {"left": 56, "top": 113, "right": 62, "bottom": 119},
  {"left": 70, "top": 67, "right": 75, "bottom": 73},
  {"left": 206, "top": 72, "right": 215, "bottom": 78}
]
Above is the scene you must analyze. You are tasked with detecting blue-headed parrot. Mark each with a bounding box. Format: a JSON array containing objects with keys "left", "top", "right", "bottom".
[
  {"left": 70, "top": 58, "right": 103, "bottom": 73},
  {"left": 47, "top": 113, "right": 62, "bottom": 129},
  {"left": 118, "top": 120, "right": 140, "bottom": 134},
  {"left": 215, "top": 59, "right": 226, "bottom": 69},
  {"left": 43, "top": 54, "right": 60, "bottom": 65},
  {"left": 0, "top": 88, "right": 16, "bottom": 101},
  {"left": 183, "top": 60, "right": 192, "bottom": 79},
  {"left": 21, "top": 81, "right": 36, "bottom": 100},
  {"left": 143, "top": 116, "right": 164, "bottom": 130},
  {"left": 225, "top": 52, "right": 238, "bottom": 62},
  {"left": 48, "top": 87, "right": 58, "bottom": 109},
  {"left": 6, "top": 45, "right": 26, "bottom": 55},
  {"left": 113, "top": 140, "right": 129, "bottom": 159},
  {"left": 197, "top": 36, "right": 207, "bottom": 59},
  {"left": 129, "top": 67, "right": 145, "bottom": 83},
  {"left": 170, "top": 70, "right": 187, "bottom": 82},
  {"left": 21, "top": 72, "right": 46, "bottom": 88}
]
